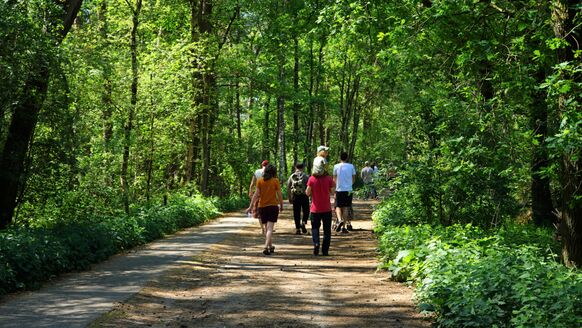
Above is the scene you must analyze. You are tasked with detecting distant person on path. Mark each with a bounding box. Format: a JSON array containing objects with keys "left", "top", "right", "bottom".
[
  {"left": 333, "top": 151, "right": 356, "bottom": 233},
  {"left": 249, "top": 160, "right": 269, "bottom": 234},
  {"left": 247, "top": 164, "right": 283, "bottom": 255},
  {"left": 287, "top": 162, "right": 310, "bottom": 235},
  {"left": 361, "top": 161, "right": 375, "bottom": 199},
  {"left": 312, "top": 145, "right": 330, "bottom": 176},
  {"left": 306, "top": 169, "right": 336, "bottom": 256}
]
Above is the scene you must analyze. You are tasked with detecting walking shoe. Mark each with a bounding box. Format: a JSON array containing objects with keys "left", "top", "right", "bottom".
[
  {"left": 263, "top": 247, "right": 271, "bottom": 255},
  {"left": 313, "top": 244, "right": 320, "bottom": 255},
  {"left": 300, "top": 223, "right": 307, "bottom": 234},
  {"left": 341, "top": 228, "right": 349, "bottom": 234},
  {"left": 295, "top": 229, "right": 301, "bottom": 235},
  {"left": 269, "top": 245, "right": 275, "bottom": 253},
  {"left": 347, "top": 224, "right": 353, "bottom": 231},
  {"left": 335, "top": 221, "right": 344, "bottom": 232}
]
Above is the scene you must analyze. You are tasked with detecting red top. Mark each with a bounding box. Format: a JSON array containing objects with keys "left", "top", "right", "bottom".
[{"left": 307, "top": 175, "right": 335, "bottom": 213}]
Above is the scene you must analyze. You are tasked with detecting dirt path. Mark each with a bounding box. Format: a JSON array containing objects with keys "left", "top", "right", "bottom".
[
  {"left": 91, "top": 200, "right": 429, "bottom": 328},
  {"left": 0, "top": 216, "right": 254, "bottom": 328}
]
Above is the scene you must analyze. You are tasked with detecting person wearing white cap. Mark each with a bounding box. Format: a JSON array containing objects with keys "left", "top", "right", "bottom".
[{"left": 312, "top": 146, "right": 329, "bottom": 176}]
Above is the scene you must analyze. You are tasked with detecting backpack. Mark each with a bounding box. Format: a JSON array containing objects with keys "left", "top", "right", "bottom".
[{"left": 290, "top": 172, "right": 306, "bottom": 195}]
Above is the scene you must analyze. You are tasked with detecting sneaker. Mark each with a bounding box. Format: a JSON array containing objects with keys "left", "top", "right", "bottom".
[
  {"left": 347, "top": 224, "right": 353, "bottom": 231},
  {"left": 300, "top": 223, "right": 307, "bottom": 234},
  {"left": 335, "top": 221, "right": 344, "bottom": 232},
  {"left": 295, "top": 229, "right": 301, "bottom": 235},
  {"left": 269, "top": 245, "right": 275, "bottom": 253},
  {"left": 341, "top": 228, "right": 349, "bottom": 233},
  {"left": 313, "top": 244, "right": 320, "bottom": 255},
  {"left": 263, "top": 248, "right": 271, "bottom": 255},
  {"left": 322, "top": 252, "right": 329, "bottom": 256}
]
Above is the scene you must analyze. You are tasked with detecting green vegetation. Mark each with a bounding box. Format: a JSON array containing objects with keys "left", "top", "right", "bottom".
[
  {"left": 0, "top": 0, "right": 581, "bottom": 323},
  {"left": 374, "top": 191, "right": 582, "bottom": 327},
  {"left": 0, "top": 195, "right": 251, "bottom": 295}
]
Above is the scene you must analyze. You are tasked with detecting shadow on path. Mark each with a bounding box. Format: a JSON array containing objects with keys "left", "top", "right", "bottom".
[
  {"left": 91, "top": 200, "right": 431, "bottom": 328},
  {"left": 0, "top": 215, "right": 253, "bottom": 328}
]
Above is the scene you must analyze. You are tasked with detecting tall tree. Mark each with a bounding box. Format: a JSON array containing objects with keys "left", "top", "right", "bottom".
[
  {"left": 120, "top": 0, "right": 143, "bottom": 214},
  {"left": 551, "top": 0, "right": 582, "bottom": 267},
  {"left": 0, "top": 0, "right": 83, "bottom": 229}
]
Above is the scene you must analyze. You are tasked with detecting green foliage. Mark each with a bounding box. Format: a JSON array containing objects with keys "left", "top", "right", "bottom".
[
  {"left": 212, "top": 195, "right": 250, "bottom": 213},
  {"left": 373, "top": 199, "right": 582, "bottom": 327},
  {"left": 0, "top": 194, "right": 219, "bottom": 296}
]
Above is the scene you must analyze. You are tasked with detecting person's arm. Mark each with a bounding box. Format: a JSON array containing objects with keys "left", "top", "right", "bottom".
[
  {"left": 329, "top": 177, "right": 336, "bottom": 196},
  {"left": 277, "top": 187, "right": 284, "bottom": 212},
  {"left": 249, "top": 175, "right": 257, "bottom": 197},
  {"left": 246, "top": 187, "right": 260, "bottom": 213},
  {"left": 306, "top": 185, "right": 312, "bottom": 197}
]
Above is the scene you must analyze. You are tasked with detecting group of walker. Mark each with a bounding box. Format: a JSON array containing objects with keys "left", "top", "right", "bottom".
[{"left": 246, "top": 146, "right": 358, "bottom": 256}]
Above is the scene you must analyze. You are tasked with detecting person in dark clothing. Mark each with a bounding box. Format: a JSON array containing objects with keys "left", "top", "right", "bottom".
[{"left": 287, "top": 162, "right": 310, "bottom": 234}]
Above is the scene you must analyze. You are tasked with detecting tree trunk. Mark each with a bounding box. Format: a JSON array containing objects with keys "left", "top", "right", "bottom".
[
  {"left": 348, "top": 88, "right": 361, "bottom": 162},
  {"left": 552, "top": 0, "right": 582, "bottom": 267},
  {"left": 304, "top": 39, "right": 315, "bottom": 167},
  {"left": 236, "top": 75, "right": 242, "bottom": 141},
  {"left": 277, "top": 61, "right": 287, "bottom": 180},
  {"left": 185, "top": 0, "right": 202, "bottom": 185},
  {"left": 120, "top": 0, "right": 142, "bottom": 215},
  {"left": 0, "top": 0, "right": 83, "bottom": 229},
  {"left": 98, "top": 1, "right": 113, "bottom": 147},
  {"left": 531, "top": 70, "right": 555, "bottom": 227},
  {"left": 263, "top": 97, "right": 271, "bottom": 160},
  {"left": 292, "top": 36, "right": 300, "bottom": 166}
]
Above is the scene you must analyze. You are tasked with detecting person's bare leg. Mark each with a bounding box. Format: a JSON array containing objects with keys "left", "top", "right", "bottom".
[
  {"left": 335, "top": 206, "right": 344, "bottom": 231},
  {"left": 265, "top": 221, "right": 275, "bottom": 248},
  {"left": 344, "top": 206, "right": 353, "bottom": 230}
]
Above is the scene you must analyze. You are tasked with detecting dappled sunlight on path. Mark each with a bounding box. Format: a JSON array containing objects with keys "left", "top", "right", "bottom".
[
  {"left": 92, "top": 200, "right": 430, "bottom": 327},
  {"left": 0, "top": 215, "right": 254, "bottom": 328}
]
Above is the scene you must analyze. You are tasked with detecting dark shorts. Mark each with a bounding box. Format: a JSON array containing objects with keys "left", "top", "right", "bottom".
[
  {"left": 259, "top": 205, "right": 279, "bottom": 224},
  {"left": 335, "top": 191, "right": 353, "bottom": 208}
]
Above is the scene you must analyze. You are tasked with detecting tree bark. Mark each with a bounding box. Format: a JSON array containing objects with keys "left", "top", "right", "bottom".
[
  {"left": 98, "top": 1, "right": 113, "bottom": 146},
  {"left": 0, "top": 0, "right": 83, "bottom": 229},
  {"left": 552, "top": 0, "right": 582, "bottom": 267},
  {"left": 531, "top": 70, "right": 555, "bottom": 227},
  {"left": 120, "top": 0, "right": 142, "bottom": 214},
  {"left": 277, "top": 61, "right": 287, "bottom": 180},
  {"left": 292, "top": 37, "right": 300, "bottom": 166},
  {"left": 263, "top": 97, "right": 271, "bottom": 160}
]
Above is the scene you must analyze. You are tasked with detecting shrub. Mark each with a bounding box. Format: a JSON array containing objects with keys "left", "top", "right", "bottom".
[
  {"left": 0, "top": 194, "right": 222, "bottom": 296},
  {"left": 373, "top": 198, "right": 581, "bottom": 327}
]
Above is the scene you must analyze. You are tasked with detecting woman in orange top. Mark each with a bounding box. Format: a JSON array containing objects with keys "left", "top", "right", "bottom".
[{"left": 247, "top": 164, "right": 283, "bottom": 255}]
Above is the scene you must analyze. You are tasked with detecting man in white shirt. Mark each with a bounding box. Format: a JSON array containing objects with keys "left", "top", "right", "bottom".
[{"left": 333, "top": 151, "right": 356, "bottom": 233}]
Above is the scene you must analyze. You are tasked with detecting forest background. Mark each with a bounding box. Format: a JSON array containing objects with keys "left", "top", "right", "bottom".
[{"left": 0, "top": 0, "right": 580, "bottom": 285}]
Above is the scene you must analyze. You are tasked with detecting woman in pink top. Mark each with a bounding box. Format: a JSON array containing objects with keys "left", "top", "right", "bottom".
[{"left": 306, "top": 174, "right": 335, "bottom": 256}]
